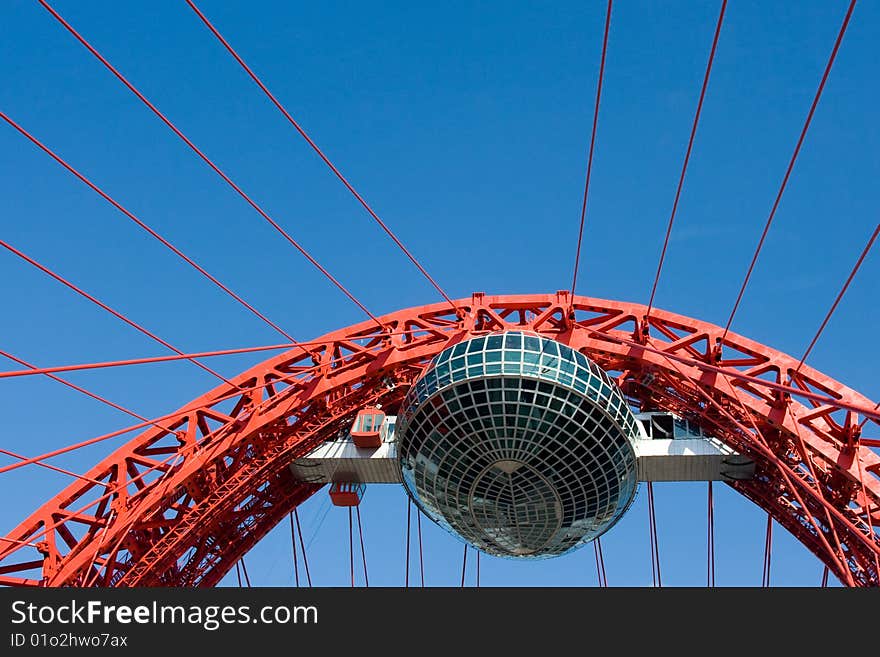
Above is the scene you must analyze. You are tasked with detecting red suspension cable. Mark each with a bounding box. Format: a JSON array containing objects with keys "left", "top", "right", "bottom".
[
  {"left": 796, "top": 222, "right": 879, "bottom": 374},
  {"left": 82, "top": 509, "right": 128, "bottom": 587},
  {"left": 647, "top": 481, "right": 662, "bottom": 587},
  {"left": 570, "top": 0, "right": 613, "bottom": 297},
  {"left": 185, "top": 0, "right": 459, "bottom": 316},
  {"left": 646, "top": 0, "right": 728, "bottom": 316},
  {"left": 0, "top": 327, "right": 432, "bottom": 380},
  {"left": 0, "top": 239, "right": 235, "bottom": 387},
  {"left": 858, "top": 402, "right": 880, "bottom": 431},
  {"left": 821, "top": 566, "right": 829, "bottom": 587},
  {"left": 0, "top": 535, "right": 39, "bottom": 549},
  {"left": 0, "top": 110, "right": 297, "bottom": 343},
  {"left": 37, "top": 0, "right": 383, "bottom": 329},
  {"left": 708, "top": 481, "right": 716, "bottom": 587},
  {"left": 289, "top": 512, "right": 300, "bottom": 587},
  {"left": 0, "top": 379, "right": 256, "bottom": 478},
  {"left": 294, "top": 508, "right": 312, "bottom": 587},
  {"left": 0, "top": 413, "right": 165, "bottom": 477},
  {"left": 0, "top": 446, "right": 101, "bottom": 486},
  {"left": 0, "top": 349, "right": 169, "bottom": 433},
  {"left": 0, "top": 343, "right": 298, "bottom": 380},
  {"left": 761, "top": 514, "right": 773, "bottom": 587},
  {"left": 356, "top": 505, "right": 369, "bottom": 588},
  {"left": 722, "top": 0, "right": 857, "bottom": 341},
  {"left": 783, "top": 401, "right": 851, "bottom": 573},
  {"left": 0, "top": 350, "right": 354, "bottom": 479},
  {"left": 235, "top": 560, "right": 242, "bottom": 587}
]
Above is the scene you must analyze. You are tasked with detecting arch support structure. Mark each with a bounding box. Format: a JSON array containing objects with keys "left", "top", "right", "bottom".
[{"left": 1, "top": 293, "right": 878, "bottom": 586}]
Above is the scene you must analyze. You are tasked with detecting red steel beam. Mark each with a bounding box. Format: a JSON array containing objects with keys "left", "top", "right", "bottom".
[{"left": 0, "top": 294, "right": 876, "bottom": 587}]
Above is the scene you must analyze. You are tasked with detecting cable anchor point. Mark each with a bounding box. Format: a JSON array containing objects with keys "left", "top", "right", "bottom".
[
  {"left": 634, "top": 315, "right": 650, "bottom": 345},
  {"left": 710, "top": 337, "right": 723, "bottom": 365}
]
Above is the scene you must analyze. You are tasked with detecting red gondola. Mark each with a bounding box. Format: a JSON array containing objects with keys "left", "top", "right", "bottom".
[
  {"left": 350, "top": 406, "right": 385, "bottom": 448},
  {"left": 329, "top": 482, "right": 366, "bottom": 507}
]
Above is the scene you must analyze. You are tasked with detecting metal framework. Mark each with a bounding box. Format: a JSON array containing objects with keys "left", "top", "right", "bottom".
[{"left": 1, "top": 293, "right": 878, "bottom": 586}]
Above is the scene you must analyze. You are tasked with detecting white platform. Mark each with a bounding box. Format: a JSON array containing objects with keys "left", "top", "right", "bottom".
[{"left": 289, "top": 413, "right": 755, "bottom": 484}]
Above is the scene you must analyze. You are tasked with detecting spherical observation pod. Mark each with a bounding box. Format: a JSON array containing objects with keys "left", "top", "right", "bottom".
[
  {"left": 0, "top": 292, "right": 877, "bottom": 587},
  {"left": 396, "top": 331, "right": 639, "bottom": 557}
]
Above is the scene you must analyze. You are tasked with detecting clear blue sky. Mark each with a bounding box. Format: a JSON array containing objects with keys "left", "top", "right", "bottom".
[{"left": 1, "top": 0, "right": 877, "bottom": 586}]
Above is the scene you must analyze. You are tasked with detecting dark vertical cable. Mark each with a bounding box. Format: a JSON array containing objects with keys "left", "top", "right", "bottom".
[
  {"left": 570, "top": 0, "right": 613, "bottom": 296},
  {"left": 647, "top": 482, "right": 662, "bottom": 587},
  {"left": 294, "top": 509, "right": 312, "bottom": 587},
  {"left": 240, "top": 557, "right": 251, "bottom": 587},
  {"left": 593, "top": 538, "right": 608, "bottom": 587},
  {"left": 405, "top": 499, "right": 411, "bottom": 587},
  {"left": 356, "top": 506, "right": 369, "bottom": 588},
  {"left": 417, "top": 509, "right": 425, "bottom": 588},
  {"left": 762, "top": 514, "right": 773, "bottom": 587},
  {"left": 460, "top": 544, "right": 468, "bottom": 587},
  {"left": 708, "top": 481, "right": 716, "bottom": 587},
  {"left": 348, "top": 507, "right": 355, "bottom": 587},
  {"left": 289, "top": 512, "right": 300, "bottom": 587}
]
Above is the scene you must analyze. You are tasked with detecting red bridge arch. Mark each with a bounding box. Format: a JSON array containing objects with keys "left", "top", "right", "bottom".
[{"left": 1, "top": 293, "right": 878, "bottom": 587}]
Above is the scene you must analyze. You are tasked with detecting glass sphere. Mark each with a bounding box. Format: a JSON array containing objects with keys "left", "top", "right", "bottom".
[{"left": 396, "top": 331, "right": 639, "bottom": 558}]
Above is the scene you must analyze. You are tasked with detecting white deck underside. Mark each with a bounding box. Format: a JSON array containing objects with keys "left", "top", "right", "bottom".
[{"left": 289, "top": 436, "right": 755, "bottom": 484}]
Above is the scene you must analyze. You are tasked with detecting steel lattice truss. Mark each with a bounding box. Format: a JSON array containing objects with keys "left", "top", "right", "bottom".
[{"left": 1, "top": 293, "right": 878, "bottom": 586}]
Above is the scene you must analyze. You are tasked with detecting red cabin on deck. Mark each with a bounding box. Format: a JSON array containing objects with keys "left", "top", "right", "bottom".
[
  {"left": 329, "top": 482, "right": 366, "bottom": 507},
  {"left": 350, "top": 406, "right": 385, "bottom": 448}
]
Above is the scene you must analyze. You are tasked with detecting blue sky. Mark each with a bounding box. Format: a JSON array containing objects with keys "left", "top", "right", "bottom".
[{"left": 1, "top": 0, "right": 877, "bottom": 586}]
